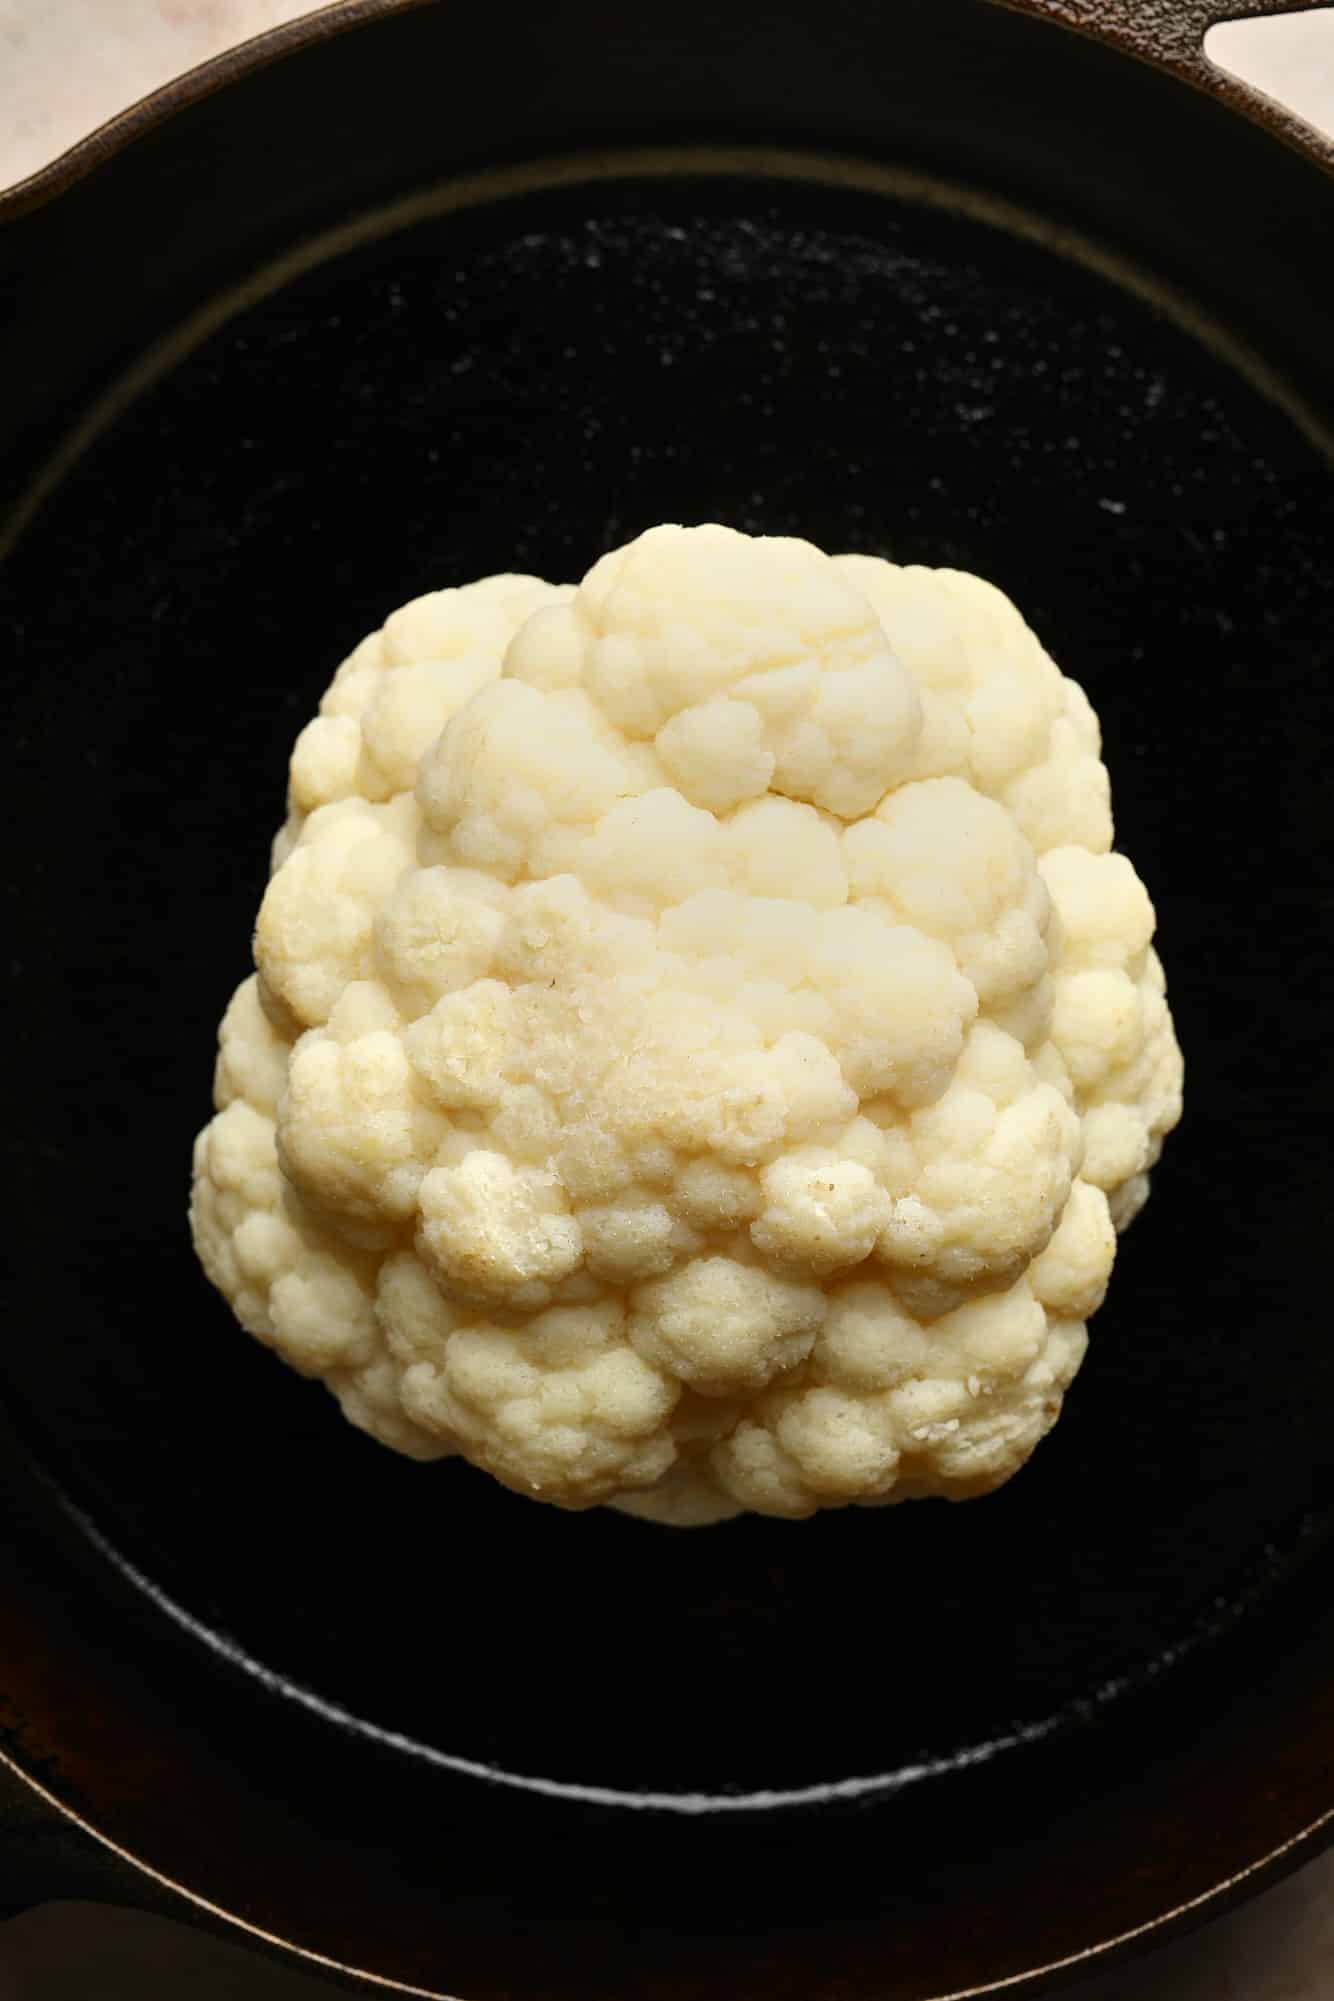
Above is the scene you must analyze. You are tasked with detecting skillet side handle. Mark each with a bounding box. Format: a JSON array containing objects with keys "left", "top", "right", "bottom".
[
  {"left": 1005, "top": 0, "right": 1334, "bottom": 54},
  {"left": 997, "top": 0, "right": 1334, "bottom": 169}
]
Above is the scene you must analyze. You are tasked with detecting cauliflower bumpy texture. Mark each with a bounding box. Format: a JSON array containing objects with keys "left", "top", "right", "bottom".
[{"left": 191, "top": 527, "right": 1182, "bottom": 1525}]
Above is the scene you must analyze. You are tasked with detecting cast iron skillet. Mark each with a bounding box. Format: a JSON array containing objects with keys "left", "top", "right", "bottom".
[{"left": 2, "top": 1, "right": 1333, "bottom": 1993}]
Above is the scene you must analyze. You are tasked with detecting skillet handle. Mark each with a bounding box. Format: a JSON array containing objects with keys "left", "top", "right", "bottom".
[
  {"left": 1000, "top": 0, "right": 1334, "bottom": 163},
  {"left": 1009, "top": 0, "right": 1333, "bottom": 46}
]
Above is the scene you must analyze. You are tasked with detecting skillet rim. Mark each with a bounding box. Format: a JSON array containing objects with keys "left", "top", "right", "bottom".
[{"left": 0, "top": 0, "right": 1331, "bottom": 224}]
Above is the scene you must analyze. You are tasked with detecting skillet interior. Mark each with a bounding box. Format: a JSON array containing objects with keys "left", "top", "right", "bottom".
[{"left": 2, "top": 154, "right": 1333, "bottom": 1810}]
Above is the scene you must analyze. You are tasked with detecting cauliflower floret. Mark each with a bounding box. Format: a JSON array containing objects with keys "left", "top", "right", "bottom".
[
  {"left": 256, "top": 796, "right": 418, "bottom": 1033},
  {"left": 275, "top": 575, "right": 571, "bottom": 856},
  {"left": 1040, "top": 848, "right": 1182, "bottom": 1225},
  {"left": 629, "top": 1257, "right": 827, "bottom": 1395},
  {"left": 416, "top": 1150, "right": 585, "bottom": 1313},
  {"left": 278, "top": 1012, "right": 448, "bottom": 1234},
  {"left": 399, "top": 1302, "right": 679, "bottom": 1504},
  {"left": 193, "top": 524, "right": 1182, "bottom": 1522},
  {"left": 190, "top": 1099, "right": 382, "bottom": 1374},
  {"left": 750, "top": 1150, "right": 891, "bottom": 1274}
]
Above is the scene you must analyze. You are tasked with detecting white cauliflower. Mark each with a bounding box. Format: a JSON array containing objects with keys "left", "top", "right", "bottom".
[{"left": 191, "top": 526, "right": 1181, "bottom": 1524}]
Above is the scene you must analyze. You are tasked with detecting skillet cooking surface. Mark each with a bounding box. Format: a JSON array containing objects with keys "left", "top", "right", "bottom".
[{"left": 3, "top": 160, "right": 1333, "bottom": 1808}]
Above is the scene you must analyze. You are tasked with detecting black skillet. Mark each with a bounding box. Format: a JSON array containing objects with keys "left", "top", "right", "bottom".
[{"left": 2, "top": 1, "right": 1333, "bottom": 1993}]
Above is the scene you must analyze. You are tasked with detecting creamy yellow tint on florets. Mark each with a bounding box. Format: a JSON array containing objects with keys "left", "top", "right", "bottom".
[{"left": 191, "top": 525, "right": 1181, "bottom": 1524}]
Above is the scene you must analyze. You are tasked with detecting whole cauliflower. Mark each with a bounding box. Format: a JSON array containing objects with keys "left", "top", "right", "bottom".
[{"left": 191, "top": 525, "right": 1181, "bottom": 1525}]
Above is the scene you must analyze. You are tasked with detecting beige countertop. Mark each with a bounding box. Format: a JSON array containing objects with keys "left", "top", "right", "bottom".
[{"left": 0, "top": 4, "right": 1331, "bottom": 1998}]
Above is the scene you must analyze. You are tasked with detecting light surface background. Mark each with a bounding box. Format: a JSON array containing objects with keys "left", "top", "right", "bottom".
[{"left": 0, "top": 4, "right": 1331, "bottom": 1997}]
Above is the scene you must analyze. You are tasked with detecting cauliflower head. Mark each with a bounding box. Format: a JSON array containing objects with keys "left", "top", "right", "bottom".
[{"left": 191, "top": 525, "right": 1181, "bottom": 1525}]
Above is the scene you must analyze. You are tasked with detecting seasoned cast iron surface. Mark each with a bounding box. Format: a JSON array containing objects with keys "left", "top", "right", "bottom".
[{"left": 3, "top": 170, "right": 1332, "bottom": 1804}]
